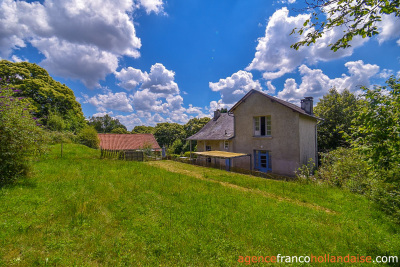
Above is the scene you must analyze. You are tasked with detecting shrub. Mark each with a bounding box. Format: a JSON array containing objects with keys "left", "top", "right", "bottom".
[
  {"left": 45, "top": 130, "right": 76, "bottom": 145},
  {"left": 77, "top": 126, "right": 99, "bottom": 149},
  {"left": 295, "top": 158, "right": 316, "bottom": 184},
  {"left": 0, "top": 81, "right": 47, "bottom": 185},
  {"left": 316, "top": 148, "right": 373, "bottom": 194},
  {"left": 47, "top": 112, "right": 66, "bottom": 132}
]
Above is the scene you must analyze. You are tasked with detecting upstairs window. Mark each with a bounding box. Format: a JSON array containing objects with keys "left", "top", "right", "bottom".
[
  {"left": 224, "top": 140, "right": 229, "bottom": 150},
  {"left": 254, "top": 116, "right": 271, "bottom": 136}
]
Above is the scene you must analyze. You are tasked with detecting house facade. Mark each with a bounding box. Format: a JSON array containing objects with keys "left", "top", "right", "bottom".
[{"left": 187, "top": 90, "right": 318, "bottom": 176}]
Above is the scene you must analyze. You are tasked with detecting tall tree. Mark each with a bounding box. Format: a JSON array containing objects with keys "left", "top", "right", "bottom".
[
  {"left": 291, "top": 0, "right": 400, "bottom": 51},
  {"left": 184, "top": 117, "right": 211, "bottom": 138},
  {"left": 314, "top": 88, "right": 359, "bottom": 152},
  {"left": 349, "top": 77, "right": 400, "bottom": 170},
  {"left": 154, "top": 122, "right": 185, "bottom": 147},
  {"left": 0, "top": 60, "right": 85, "bottom": 132},
  {"left": 87, "top": 114, "right": 127, "bottom": 133},
  {"left": 131, "top": 125, "right": 155, "bottom": 134}
]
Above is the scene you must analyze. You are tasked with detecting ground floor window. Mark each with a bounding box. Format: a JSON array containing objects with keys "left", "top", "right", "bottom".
[{"left": 254, "top": 150, "right": 271, "bottom": 172}]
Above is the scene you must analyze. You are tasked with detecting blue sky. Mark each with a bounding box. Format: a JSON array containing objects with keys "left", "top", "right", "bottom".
[{"left": 1, "top": 0, "right": 399, "bottom": 130}]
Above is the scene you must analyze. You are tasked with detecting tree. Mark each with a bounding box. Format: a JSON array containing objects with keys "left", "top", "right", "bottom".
[
  {"left": 314, "top": 88, "right": 359, "bottom": 152},
  {"left": 348, "top": 77, "right": 400, "bottom": 170},
  {"left": 0, "top": 80, "right": 47, "bottom": 184},
  {"left": 131, "top": 125, "right": 155, "bottom": 134},
  {"left": 183, "top": 117, "right": 211, "bottom": 138},
  {"left": 87, "top": 114, "right": 127, "bottom": 133},
  {"left": 291, "top": 0, "right": 400, "bottom": 51},
  {"left": 0, "top": 60, "right": 86, "bottom": 132},
  {"left": 77, "top": 126, "right": 100, "bottom": 149},
  {"left": 154, "top": 122, "right": 185, "bottom": 147},
  {"left": 111, "top": 127, "right": 129, "bottom": 134}
]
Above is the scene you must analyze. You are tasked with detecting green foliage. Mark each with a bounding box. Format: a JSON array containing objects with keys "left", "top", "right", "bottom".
[
  {"left": 154, "top": 122, "right": 185, "bottom": 147},
  {"left": 110, "top": 127, "right": 128, "bottom": 134},
  {"left": 183, "top": 117, "right": 210, "bottom": 138},
  {"left": 291, "top": 0, "right": 400, "bottom": 51},
  {"left": 168, "top": 139, "right": 183, "bottom": 155},
  {"left": 348, "top": 77, "right": 400, "bottom": 170},
  {"left": 47, "top": 112, "right": 66, "bottom": 132},
  {"left": 316, "top": 148, "right": 373, "bottom": 194},
  {"left": 45, "top": 130, "right": 76, "bottom": 145},
  {"left": 77, "top": 126, "right": 99, "bottom": 149},
  {"left": 0, "top": 60, "right": 85, "bottom": 132},
  {"left": 131, "top": 125, "right": 155, "bottom": 134},
  {"left": 314, "top": 88, "right": 359, "bottom": 152},
  {"left": 295, "top": 158, "right": 316, "bottom": 184},
  {"left": 88, "top": 114, "right": 127, "bottom": 133},
  {"left": 0, "top": 82, "right": 47, "bottom": 185}
]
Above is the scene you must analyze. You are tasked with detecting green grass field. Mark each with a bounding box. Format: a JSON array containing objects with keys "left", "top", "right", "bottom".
[{"left": 0, "top": 144, "right": 399, "bottom": 266}]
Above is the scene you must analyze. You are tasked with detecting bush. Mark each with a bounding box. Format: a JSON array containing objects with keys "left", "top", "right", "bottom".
[
  {"left": 47, "top": 112, "right": 66, "bottom": 132},
  {"left": 317, "top": 148, "right": 373, "bottom": 194},
  {"left": 77, "top": 126, "right": 99, "bottom": 149},
  {"left": 45, "top": 130, "right": 76, "bottom": 145},
  {"left": 0, "top": 82, "right": 47, "bottom": 185},
  {"left": 295, "top": 158, "right": 316, "bottom": 184}
]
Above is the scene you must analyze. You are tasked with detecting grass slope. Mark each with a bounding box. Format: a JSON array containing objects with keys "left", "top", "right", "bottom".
[{"left": 0, "top": 144, "right": 399, "bottom": 266}]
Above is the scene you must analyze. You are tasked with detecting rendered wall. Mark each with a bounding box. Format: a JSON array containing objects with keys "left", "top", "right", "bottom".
[
  {"left": 232, "top": 93, "right": 302, "bottom": 176},
  {"left": 298, "top": 115, "right": 317, "bottom": 166}
]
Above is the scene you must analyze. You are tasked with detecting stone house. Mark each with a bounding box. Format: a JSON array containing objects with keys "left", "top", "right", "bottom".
[{"left": 187, "top": 89, "right": 318, "bottom": 176}]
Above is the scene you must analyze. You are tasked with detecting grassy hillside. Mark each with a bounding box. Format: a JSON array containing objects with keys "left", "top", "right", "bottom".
[{"left": 0, "top": 144, "right": 399, "bottom": 266}]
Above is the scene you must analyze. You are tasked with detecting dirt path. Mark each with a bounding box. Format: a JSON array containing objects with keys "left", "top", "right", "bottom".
[{"left": 147, "top": 161, "right": 336, "bottom": 214}]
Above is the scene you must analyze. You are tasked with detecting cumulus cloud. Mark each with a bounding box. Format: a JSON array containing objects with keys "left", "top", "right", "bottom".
[
  {"left": 209, "top": 70, "right": 262, "bottom": 104},
  {"left": 277, "top": 60, "right": 380, "bottom": 103},
  {"left": 377, "top": 14, "right": 400, "bottom": 44},
  {"left": 0, "top": 0, "right": 150, "bottom": 87},
  {"left": 92, "top": 111, "right": 114, "bottom": 117},
  {"left": 32, "top": 37, "right": 119, "bottom": 88},
  {"left": 115, "top": 67, "right": 149, "bottom": 90},
  {"left": 246, "top": 7, "right": 367, "bottom": 80},
  {"left": 83, "top": 91, "right": 134, "bottom": 112},
  {"left": 137, "top": 0, "right": 164, "bottom": 14},
  {"left": 141, "top": 63, "right": 179, "bottom": 95}
]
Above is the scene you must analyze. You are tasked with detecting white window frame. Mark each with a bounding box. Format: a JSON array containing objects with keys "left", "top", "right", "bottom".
[
  {"left": 253, "top": 116, "right": 271, "bottom": 136},
  {"left": 224, "top": 140, "right": 229, "bottom": 150}
]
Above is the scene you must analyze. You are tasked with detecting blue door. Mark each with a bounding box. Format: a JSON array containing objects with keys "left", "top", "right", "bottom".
[{"left": 255, "top": 150, "right": 271, "bottom": 172}]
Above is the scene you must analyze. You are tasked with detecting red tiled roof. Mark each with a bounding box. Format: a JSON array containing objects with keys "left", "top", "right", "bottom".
[{"left": 98, "top": 134, "right": 161, "bottom": 151}]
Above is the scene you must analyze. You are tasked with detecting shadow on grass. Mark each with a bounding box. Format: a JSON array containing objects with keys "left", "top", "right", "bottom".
[{"left": 0, "top": 176, "right": 37, "bottom": 190}]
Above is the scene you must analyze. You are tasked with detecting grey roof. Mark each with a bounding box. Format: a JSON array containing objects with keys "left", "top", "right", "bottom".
[
  {"left": 187, "top": 113, "right": 234, "bottom": 140},
  {"left": 230, "top": 89, "right": 319, "bottom": 120}
]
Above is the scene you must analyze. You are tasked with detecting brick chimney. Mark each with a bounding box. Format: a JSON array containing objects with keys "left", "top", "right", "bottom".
[
  {"left": 213, "top": 110, "right": 221, "bottom": 121},
  {"left": 301, "top": 97, "right": 313, "bottom": 115}
]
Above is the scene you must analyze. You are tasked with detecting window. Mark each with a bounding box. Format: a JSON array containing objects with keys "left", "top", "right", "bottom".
[
  {"left": 253, "top": 116, "right": 271, "bottom": 136},
  {"left": 224, "top": 140, "right": 229, "bottom": 150}
]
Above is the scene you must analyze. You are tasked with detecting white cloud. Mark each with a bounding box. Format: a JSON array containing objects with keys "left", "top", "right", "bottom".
[
  {"left": 32, "top": 37, "right": 119, "bottom": 88},
  {"left": 141, "top": 63, "right": 179, "bottom": 95},
  {"left": 209, "top": 70, "right": 262, "bottom": 104},
  {"left": 277, "top": 60, "right": 380, "bottom": 104},
  {"left": 83, "top": 91, "right": 133, "bottom": 112},
  {"left": 115, "top": 67, "right": 149, "bottom": 90},
  {"left": 136, "top": 0, "right": 164, "bottom": 14},
  {"left": 114, "top": 113, "right": 143, "bottom": 130},
  {"left": 246, "top": 8, "right": 366, "bottom": 80},
  {"left": 377, "top": 14, "right": 400, "bottom": 44},
  {"left": 0, "top": 0, "right": 154, "bottom": 87},
  {"left": 92, "top": 111, "right": 114, "bottom": 117}
]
